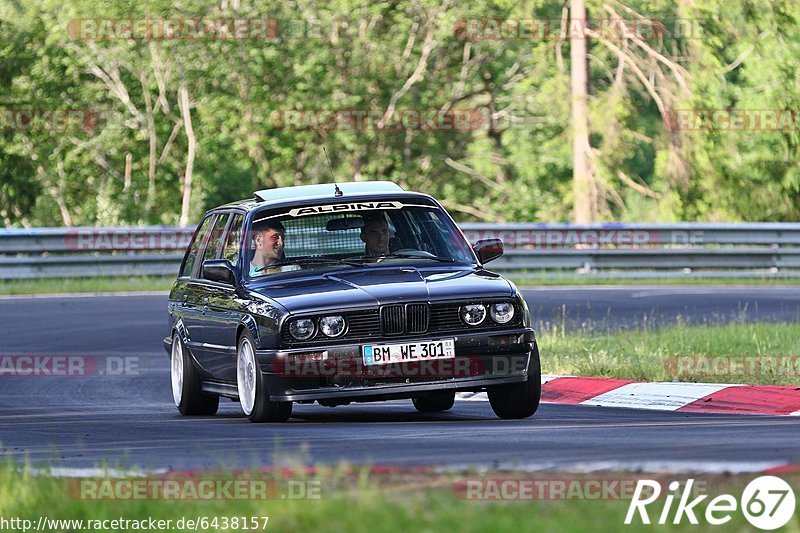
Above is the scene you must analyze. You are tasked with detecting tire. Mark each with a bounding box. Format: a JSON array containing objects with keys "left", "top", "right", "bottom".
[
  {"left": 487, "top": 343, "right": 541, "bottom": 420},
  {"left": 237, "top": 331, "right": 292, "bottom": 423},
  {"left": 171, "top": 333, "right": 219, "bottom": 416},
  {"left": 412, "top": 391, "right": 455, "bottom": 413}
]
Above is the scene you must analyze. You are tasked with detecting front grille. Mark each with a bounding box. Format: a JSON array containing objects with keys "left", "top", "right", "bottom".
[
  {"left": 380, "top": 304, "right": 430, "bottom": 335},
  {"left": 381, "top": 305, "right": 405, "bottom": 335},
  {"left": 407, "top": 303, "right": 429, "bottom": 334},
  {"left": 281, "top": 300, "right": 521, "bottom": 347}
]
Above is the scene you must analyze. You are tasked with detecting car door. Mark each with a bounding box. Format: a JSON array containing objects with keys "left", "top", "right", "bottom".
[
  {"left": 173, "top": 213, "right": 215, "bottom": 354},
  {"left": 198, "top": 213, "right": 245, "bottom": 382},
  {"left": 184, "top": 212, "right": 230, "bottom": 373}
]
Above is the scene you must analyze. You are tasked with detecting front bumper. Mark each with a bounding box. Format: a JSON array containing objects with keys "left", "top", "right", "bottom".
[{"left": 256, "top": 327, "right": 536, "bottom": 402}]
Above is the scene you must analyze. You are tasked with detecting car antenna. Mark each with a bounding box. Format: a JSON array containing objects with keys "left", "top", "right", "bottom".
[{"left": 323, "top": 146, "right": 343, "bottom": 197}]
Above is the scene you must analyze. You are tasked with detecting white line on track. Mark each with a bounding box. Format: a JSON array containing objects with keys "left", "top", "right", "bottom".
[
  {"left": 436, "top": 460, "right": 792, "bottom": 475},
  {"left": 0, "top": 291, "right": 168, "bottom": 300},
  {"left": 30, "top": 467, "right": 169, "bottom": 478},
  {"left": 520, "top": 285, "right": 800, "bottom": 292}
]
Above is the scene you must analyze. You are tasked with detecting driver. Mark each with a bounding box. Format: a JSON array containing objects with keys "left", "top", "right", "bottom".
[
  {"left": 249, "top": 220, "right": 300, "bottom": 276},
  {"left": 360, "top": 213, "right": 390, "bottom": 258}
]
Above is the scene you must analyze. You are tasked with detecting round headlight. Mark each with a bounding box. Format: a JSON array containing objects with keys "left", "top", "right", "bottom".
[
  {"left": 289, "top": 318, "right": 315, "bottom": 340},
  {"left": 319, "top": 315, "right": 346, "bottom": 337},
  {"left": 490, "top": 302, "right": 515, "bottom": 324},
  {"left": 460, "top": 304, "right": 487, "bottom": 326}
]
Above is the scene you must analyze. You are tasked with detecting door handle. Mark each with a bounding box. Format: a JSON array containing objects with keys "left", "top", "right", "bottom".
[{"left": 203, "top": 298, "right": 209, "bottom": 306}]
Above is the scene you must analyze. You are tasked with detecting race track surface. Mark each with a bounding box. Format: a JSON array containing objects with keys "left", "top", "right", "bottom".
[{"left": 1, "top": 286, "right": 798, "bottom": 471}]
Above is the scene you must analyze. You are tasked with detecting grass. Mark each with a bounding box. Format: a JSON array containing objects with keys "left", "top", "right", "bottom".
[
  {"left": 2, "top": 464, "right": 797, "bottom": 532},
  {"left": 2, "top": 273, "right": 799, "bottom": 296},
  {"left": 540, "top": 321, "right": 800, "bottom": 385},
  {"left": 0, "top": 276, "right": 174, "bottom": 296},
  {"left": 510, "top": 275, "right": 800, "bottom": 286}
]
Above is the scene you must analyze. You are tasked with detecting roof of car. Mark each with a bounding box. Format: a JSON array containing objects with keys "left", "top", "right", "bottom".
[
  {"left": 253, "top": 181, "right": 404, "bottom": 203},
  {"left": 214, "top": 181, "right": 433, "bottom": 212}
]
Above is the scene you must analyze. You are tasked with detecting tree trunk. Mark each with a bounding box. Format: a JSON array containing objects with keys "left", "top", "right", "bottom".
[
  {"left": 146, "top": 112, "right": 157, "bottom": 215},
  {"left": 178, "top": 81, "right": 196, "bottom": 227},
  {"left": 124, "top": 152, "right": 132, "bottom": 192},
  {"left": 54, "top": 158, "right": 73, "bottom": 227},
  {"left": 570, "top": 0, "right": 593, "bottom": 223}
]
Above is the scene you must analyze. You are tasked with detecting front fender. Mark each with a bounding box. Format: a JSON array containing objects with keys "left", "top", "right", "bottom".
[{"left": 240, "top": 314, "right": 261, "bottom": 347}]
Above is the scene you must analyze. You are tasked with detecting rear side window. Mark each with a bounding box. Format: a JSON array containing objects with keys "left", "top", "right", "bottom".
[
  {"left": 200, "top": 214, "right": 230, "bottom": 267},
  {"left": 179, "top": 215, "right": 214, "bottom": 277},
  {"left": 222, "top": 214, "right": 244, "bottom": 266}
]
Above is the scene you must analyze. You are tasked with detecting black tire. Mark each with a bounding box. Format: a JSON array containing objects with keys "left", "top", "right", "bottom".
[
  {"left": 171, "top": 333, "right": 219, "bottom": 416},
  {"left": 412, "top": 391, "right": 456, "bottom": 413},
  {"left": 487, "top": 343, "right": 541, "bottom": 420},
  {"left": 237, "top": 331, "right": 293, "bottom": 423}
]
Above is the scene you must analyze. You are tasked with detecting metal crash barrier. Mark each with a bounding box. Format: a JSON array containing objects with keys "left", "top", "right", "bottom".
[{"left": 1, "top": 223, "right": 799, "bottom": 279}]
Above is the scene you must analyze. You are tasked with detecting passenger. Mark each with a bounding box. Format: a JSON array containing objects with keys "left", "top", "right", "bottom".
[
  {"left": 360, "top": 213, "right": 390, "bottom": 259},
  {"left": 249, "top": 220, "right": 300, "bottom": 276}
]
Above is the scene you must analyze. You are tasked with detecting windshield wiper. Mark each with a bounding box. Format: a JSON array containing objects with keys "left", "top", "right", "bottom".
[
  {"left": 371, "top": 252, "right": 457, "bottom": 263},
  {"left": 256, "top": 254, "right": 459, "bottom": 274},
  {"left": 266, "top": 257, "right": 366, "bottom": 269}
]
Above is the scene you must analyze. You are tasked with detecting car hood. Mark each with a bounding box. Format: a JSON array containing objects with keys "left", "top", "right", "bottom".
[{"left": 247, "top": 266, "right": 514, "bottom": 314}]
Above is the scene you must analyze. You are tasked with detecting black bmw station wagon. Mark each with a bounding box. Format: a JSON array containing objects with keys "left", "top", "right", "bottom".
[{"left": 165, "top": 181, "right": 540, "bottom": 422}]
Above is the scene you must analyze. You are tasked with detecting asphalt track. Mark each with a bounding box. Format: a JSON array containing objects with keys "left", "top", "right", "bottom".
[{"left": 1, "top": 286, "right": 799, "bottom": 471}]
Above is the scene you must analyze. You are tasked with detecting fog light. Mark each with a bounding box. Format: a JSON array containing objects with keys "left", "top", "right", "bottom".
[
  {"left": 488, "top": 334, "right": 521, "bottom": 346},
  {"left": 460, "top": 304, "right": 487, "bottom": 326}
]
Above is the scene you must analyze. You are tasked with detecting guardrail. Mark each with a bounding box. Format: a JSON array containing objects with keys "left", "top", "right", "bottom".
[
  {"left": 460, "top": 223, "right": 800, "bottom": 278},
  {"left": 1, "top": 223, "right": 799, "bottom": 280}
]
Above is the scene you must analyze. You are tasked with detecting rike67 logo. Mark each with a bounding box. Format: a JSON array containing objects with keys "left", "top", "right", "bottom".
[{"left": 625, "top": 476, "right": 796, "bottom": 530}]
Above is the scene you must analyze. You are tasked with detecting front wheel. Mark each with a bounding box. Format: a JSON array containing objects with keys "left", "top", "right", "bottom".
[
  {"left": 237, "top": 332, "right": 292, "bottom": 423},
  {"left": 171, "top": 333, "right": 219, "bottom": 416},
  {"left": 487, "top": 343, "right": 541, "bottom": 420}
]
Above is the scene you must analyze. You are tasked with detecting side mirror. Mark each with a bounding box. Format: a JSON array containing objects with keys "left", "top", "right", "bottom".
[
  {"left": 202, "top": 259, "right": 237, "bottom": 285},
  {"left": 474, "top": 238, "right": 504, "bottom": 264}
]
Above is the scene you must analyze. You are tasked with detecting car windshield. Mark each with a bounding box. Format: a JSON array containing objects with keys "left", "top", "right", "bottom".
[{"left": 244, "top": 203, "right": 476, "bottom": 278}]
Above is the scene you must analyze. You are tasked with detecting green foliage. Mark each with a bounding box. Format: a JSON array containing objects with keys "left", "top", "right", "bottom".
[{"left": 0, "top": 0, "right": 798, "bottom": 226}]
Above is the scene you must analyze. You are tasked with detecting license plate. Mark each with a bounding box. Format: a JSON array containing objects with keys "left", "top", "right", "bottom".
[{"left": 362, "top": 339, "right": 455, "bottom": 366}]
